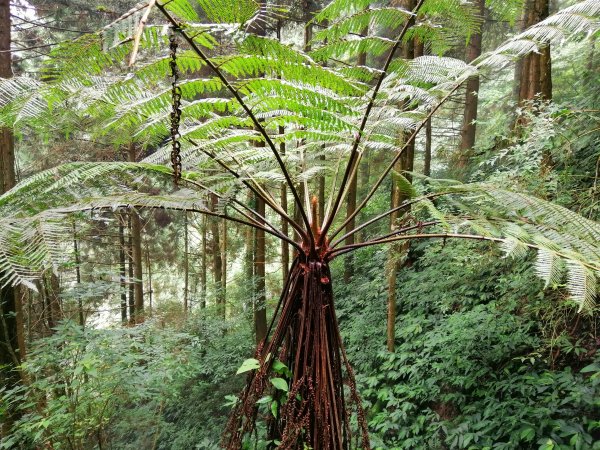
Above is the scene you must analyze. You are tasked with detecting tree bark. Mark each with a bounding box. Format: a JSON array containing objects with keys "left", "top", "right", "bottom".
[
  {"left": 457, "top": 0, "right": 484, "bottom": 175},
  {"left": 44, "top": 272, "right": 61, "bottom": 332},
  {"left": 275, "top": 22, "right": 290, "bottom": 285},
  {"left": 210, "top": 194, "right": 225, "bottom": 318},
  {"left": 518, "top": 0, "right": 552, "bottom": 105},
  {"left": 146, "top": 241, "right": 153, "bottom": 311},
  {"left": 127, "top": 145, "right": 144, "bottom": 322},
  {"left": 0, "top": 6, "right": 24, "bottom": 434},
  {"left": 343, "top": 30, "right": 367, "bottom": 283},
  {"left": 119, "top": 217, "right": 128, "bottom": 324},
  {"left": 221, "top": 218, "right": 227, "bottom": 301},
  {"left": 184, "top": 212, "right": 189, "bottom": 314},
  {"left": 245, "top": 193, "right": 255, "bottom": 313},
  {"left": 127, "top": 215, "right": 135, "bottom": 321},
  {"left": 200, "top": 214, "right": 207, "bottom": 309},
  {"left": 73, "top": 223, "right": 84, "bottom": 327},
  {"left": 424, "top": 117, "right": 432, "bottom": 176},
  {"left": 386, "top": 13, "right": 417, "bottom": 352},
  {"left": 254, "top": 195, "right": 267, "bottom": 345}
]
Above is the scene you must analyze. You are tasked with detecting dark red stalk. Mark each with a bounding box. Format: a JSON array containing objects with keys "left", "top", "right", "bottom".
[{"left": 223, "top": 253, "right": 370, "bottom": 449}]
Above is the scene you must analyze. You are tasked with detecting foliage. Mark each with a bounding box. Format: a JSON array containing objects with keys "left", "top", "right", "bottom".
[
  {"left": 334, "top": 240, "right": 600, "bottom": 450},
  {"left": 0, "top": 0, "right": 599, "bottom": 448},
  {"left": 1, "top": 320, "right": 203, "bottom": 449}
]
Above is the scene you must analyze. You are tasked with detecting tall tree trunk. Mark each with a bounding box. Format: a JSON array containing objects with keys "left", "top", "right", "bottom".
[
  {"left": 127, "top": 215, "right": 135, "bottom": 321},
  {"left": 518, "top": 0, "right": 552, "bottom": 105},
  {"left": 254, "top": 195, "right": 267, "bottom": 345},
  {"left": 359, "top": 156, "right": 370, "bottom": 242},
  {"left": 343, "top": 30, "right": 367, "bottom": 283},
  {"left": 424, "top": 117, "right": 432, "bottom": 176},
  {"left": 457, "top": 0, "right": 484, "bottom": 175},
  {"left": 183, "top": 212, "right": 189, "bottom": 314},
  {"left": 73, "top": 223, "right": 84, "bottom": 327},
  {"left": 119, "top": 217, "right": 128, "bottom": 324},
  {"left": 127, "top": 145, "right": 144, "bottom": 322},
  {"left": 275, "top": 21, "right": 290, "bottom": 285},
  {"left": 245, "top": 193, "right": 255, "bottom": 313},
  {"left": 44, "top": 272, "right": 61, "bottom": 331},
  {"left": 130, "top": 210, "right": 144, "bottom": 321},
  {"left": 146, "top": 241, "right": 153, "bottom": 311},
  {"left": 0, "top": 7, "right": 22, "bottom": 435},
  {"left": 280, "top": 147, "right": 290, "bottom": 283},
  {"left": 386, "top": 15, "right": 417, "bottom": 352},
  {"left": 210, "top": 194, "right": 225, "bottom": 318},
  {"left": 200, "top": 214, "right": 207, "bottom": 309},
  {"left": 517, "top": 0, "right": 552, "bottom": 172},
  {"left": 221, "top": 218, "right": 227, "bottom": 300}
]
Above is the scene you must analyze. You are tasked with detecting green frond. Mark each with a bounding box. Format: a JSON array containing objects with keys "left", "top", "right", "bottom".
[
  {"left": 477, "top": 0, "right": 600, "bottom": 70},
  {"left": 313, "top": 0, "right": 375, "bottom": 23},
  {"left": 415, "top": 182, "right": 600, "bottom": 310},
  {"left": 159, "top": 0, "right": 201, "bottom": 22},
  {"left": 310, "top": 36, "right": 395, "bottom": 63},
  {"left": 313, "top": 7, "right": 412, "bottom": 43}
]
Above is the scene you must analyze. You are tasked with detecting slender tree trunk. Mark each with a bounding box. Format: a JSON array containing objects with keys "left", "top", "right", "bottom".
[
  {"left": 424, "top": 117, "right": 432, "bottom": 176},
  {"left": 119, "top": 218, "right": 128, "bottom": 324},
  {"left": 245, "top": 193, "right": 255, "bottom": 313},
  {"left": 128, "top": 215, "right": 135, "bottom": 321},
  {"left": 146, "top": 241, "right": 153, "bottom": 311},
  {"left": 127, "top": 145, "right": 144, "bottom": 322},
  {"left": 0, "top": 6, "right": 22, "bottom": 436},
  {"left": 254, "top": 196, "right": 267, "bottom": 345},
  {"left": 200, "top": 214, "right": 207, "bottom": 309},
  {"left": 457, "top": 0, "right": 484, "bottom": 175},
  {"left": 343, "top": 31, "right": 367, "bottom": 283},
  {"left": 221, "top": 218, "right": 227, "bottom": 300},
  {"left": 359, "top": 157, "right": 370, "bottom": 242},
  {"left": 386, "top": 15, "right": 417, "bottom": 352},
  {"left": 343, "top": 173, "right": 358, "bottom": 283},
  {"left": 246, "top": 12, "right": 268, "bottom": 341},
  {"left": 73, "top": 223, "right": 84, "bottom": 327},
  {"left": 44, "top": 272, "right": 61, "bottom": 331},
  {"left": 184, "top": 212, "right": 189, "bottom": 314},
  {"left": 130, "top": 211, "right": 144, "bottom": 320},
  {"left": 280, "top": 152, "right": 290, "bottom": 283},
  {"left": 210, "top": 194, "right": 224, "bottom": 318},
  {"left": 275, "top": 22, "right": 290, "bottom": 285}
]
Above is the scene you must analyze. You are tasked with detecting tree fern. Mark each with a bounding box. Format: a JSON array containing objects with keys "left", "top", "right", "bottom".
[{"left": 1, "top": 0, "right": 600, "bottom": 446}]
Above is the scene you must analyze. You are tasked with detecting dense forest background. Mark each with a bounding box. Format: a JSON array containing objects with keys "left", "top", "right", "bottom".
[{"left": 0, "top": 0, "right": 599, "bottom": 449}]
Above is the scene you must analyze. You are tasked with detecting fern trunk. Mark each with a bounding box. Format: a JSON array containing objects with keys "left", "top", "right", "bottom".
[{"left": 224, "top": 254, "right": 369, "bottom": 449}]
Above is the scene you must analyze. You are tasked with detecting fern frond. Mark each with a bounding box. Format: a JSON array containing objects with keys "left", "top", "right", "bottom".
[{"left": 477, "top": 0, "right": 600, "bottom": 70}]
